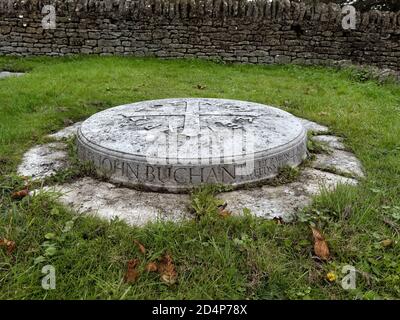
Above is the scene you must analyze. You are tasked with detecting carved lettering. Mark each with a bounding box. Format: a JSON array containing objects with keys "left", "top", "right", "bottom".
[
  {"left": 205, "top": 168, "right": 219, "bottom": 183},
  {"left": 173, "top": 168, "right": 187, "bottom": 183},
  {"left": 221, "top": 166, "right": 235, "bottom": 182},
  {"left": 76, "top": 98, "right": 308, "bottom": 191},
  {"left": 146, "top": 165, "right": 155, "bottom": 182},
  {"left": 157, "top": 167, "right": 171, "bottom": 183},
  {"left": 114, "top": 159, "right": 124, "bottom": 175},
  {"left": 189, "top": 167, "right": 203, "bottom": 183},
  {"left": 101, "top": 157, "right": 113, "bottom": 172},
  {"left": 126, "top": 163, "right": 139, "bottom": 179}
]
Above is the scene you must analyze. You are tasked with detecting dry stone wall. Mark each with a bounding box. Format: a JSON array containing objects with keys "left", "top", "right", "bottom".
[{"left": 0, "top": 0, "right": 399, "bottom": 71}]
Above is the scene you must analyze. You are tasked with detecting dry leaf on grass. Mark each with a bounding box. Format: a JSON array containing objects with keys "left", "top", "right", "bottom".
[
  {"left": 0, "top": 238, "right": 16, "bottom": 255},
  {"left": 11, "top": 188, "right": 29, "bottom": 200},
  {"left": 311, "top": 227, "right": 330, "bottom": 261},
  {"left": 218, "top": 203, "right": 231, "bottom": 218},
  {"left": 124, "top": 258, "right": 140, "bottom": 284},
  {"left": 218, "top": 209, "right": 231, "bottom": 218},
  {"left": 146, "top": 262, "right": 158, "bottom": 272},
  {"left": 133, "top": 240, "right": 146, "bottom": 255},
  {"left": 158, "top": 254, "right": 177, "bottom": 285},
  {"left": 381, "top": 239, "right": 393, "bottom": 247}
]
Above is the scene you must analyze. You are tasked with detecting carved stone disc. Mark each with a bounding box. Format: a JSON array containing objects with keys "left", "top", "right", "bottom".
[{"left": 77, "top": 98, "right": 307, "bottom": 192}]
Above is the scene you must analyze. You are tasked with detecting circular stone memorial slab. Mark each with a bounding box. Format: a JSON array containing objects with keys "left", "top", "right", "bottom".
[{"left": 77, "top": 98, "right": 307, "bottom": 192}]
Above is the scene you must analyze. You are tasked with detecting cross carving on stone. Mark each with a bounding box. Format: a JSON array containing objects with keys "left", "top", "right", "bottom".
[{"left": 120, "top": 101, "right": 259, "bottom": 136}]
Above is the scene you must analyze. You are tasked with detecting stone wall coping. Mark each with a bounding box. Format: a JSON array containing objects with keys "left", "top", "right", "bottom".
[{"left": 0, "top": 0, "right": 399, "bottom": 30}]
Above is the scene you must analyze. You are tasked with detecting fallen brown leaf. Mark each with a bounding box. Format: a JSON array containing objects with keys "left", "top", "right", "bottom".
[
  {"left": 218, "top": 209, "right": 231, "bottom": 218},
  {"left": 158, "top": 254, "right": 177, "bottom": 285},
  {"left": 133, "top": 240, "right": 146, "bottom": 255},
  {"left": 311, "top": 227, "right": 330, "bottom": 261},
  {"left": 0, "top": 238, "right": 16, "bottom": 255},
  {"left": 11, "top": 188, "right": 29, "bottom": 200},
  {"left": 146, "top": 262, "right": 158, "bottom": 272},
  {"left": 217, "top": 203, "right": 231, "bottom": 218},
  {"left": 124, "top": 258, "right": 139, "bottom": 284},
  {"left": 381, "top": 239, "right": 393, "bottom": 247}
]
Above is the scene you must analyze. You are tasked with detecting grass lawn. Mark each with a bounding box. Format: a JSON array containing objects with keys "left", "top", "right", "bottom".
[{"left": 0, "top": 56, "right": 399, "bottom": 299}]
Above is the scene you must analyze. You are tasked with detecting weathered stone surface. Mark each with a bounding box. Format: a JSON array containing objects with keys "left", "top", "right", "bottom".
[
  {"left": 48, "top": 122, "right": 83, "bottom": 140},
  {"left": 0, "top": 72, "right": 24, "bottom": 79},
  {"left": 40, "top": 177, "right": 192, "bottom": 226},
  {"left": 34, "top": 165, "right": 358, "bottom": 225},
  {"left": 312, "top": 135, "right": 346, "bottom": 150},
  {"left": 20, "top": 116, "right": 364, "bottom": 226},
  {"left": 77, "top": 98, "right": 308, "bottom": 192},
  {"left": 218, "top": 167, "right": 357, "bottom": 221},
  {"left": 298, "top": 118, "right": 329, "bottom": 134},
  {"left": 312, "top": 149, "right": 364, "bottom": 178},
  {"left": 17, "top": 142, "right": 69, "bottom": 178}
]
